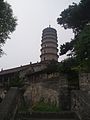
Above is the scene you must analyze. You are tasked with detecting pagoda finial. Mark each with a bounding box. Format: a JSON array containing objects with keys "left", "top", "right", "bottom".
[{"left": 49, "top": 24, "right": 51, "bottom": 28}]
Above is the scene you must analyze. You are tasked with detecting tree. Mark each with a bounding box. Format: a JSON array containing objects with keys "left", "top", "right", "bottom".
[
  {"left": 57, "top": 57, "right": 78, "bottom": 73},
  {"left": 0, "top": 0, "right": 17, "bottom": 56},
  {"left": 57, "top": 0, "right": 90, "bottom": 56},
  {"left": 57, "top": 0, "right": 90, "bottom": 35},
  {"left": 74, "top": 25, "right": 90, "bottom": 71}
]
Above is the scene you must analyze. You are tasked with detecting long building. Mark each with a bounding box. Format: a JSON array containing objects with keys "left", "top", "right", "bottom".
[{"left": 0, "top": 26, "right": 59, "bottom": 86}]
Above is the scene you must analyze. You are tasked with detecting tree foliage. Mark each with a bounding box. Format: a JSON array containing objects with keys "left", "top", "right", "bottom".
[
  {"left": 57, "top": 57, "right": 78, "bottom": 73},
  {"left": 57, "top": 0, "right": 90, "bottom": 35},
  {"left": 57, "top": 0, "right": 90, "bottom": 71},
  {"left": 74, "top": 25, "right": 90, "bottom": 71},
  {"left": 0, "top": 0, "right": 17, "bottom": 56},
  {"left": 57, "top": 0, "right": 90, "bottom": 56}
]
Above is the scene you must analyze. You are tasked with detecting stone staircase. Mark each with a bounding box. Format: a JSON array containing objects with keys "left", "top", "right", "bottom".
[
  {"left": 15, "top": 111, "right": 79, "bottom": 120},
  {"left": 28, "top": 118, "right": 76, "bottom": 120}
]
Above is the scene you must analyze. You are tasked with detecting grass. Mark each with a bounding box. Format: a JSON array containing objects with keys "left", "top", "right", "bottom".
[{"left": 32, "top": 101, "right": 60, "bottom": 112}]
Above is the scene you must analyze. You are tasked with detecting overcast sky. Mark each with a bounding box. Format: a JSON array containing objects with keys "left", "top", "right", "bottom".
[{"left": 0, "top": 0, "right": 80, "bottom": 69}]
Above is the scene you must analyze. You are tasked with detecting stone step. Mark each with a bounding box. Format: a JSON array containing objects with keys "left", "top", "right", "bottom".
[
  {"left": 22, "top": 118, "right": 77, "bottom": 120},
  {"left": 15, "top": 111, "right": 79, "bottom": 120}
]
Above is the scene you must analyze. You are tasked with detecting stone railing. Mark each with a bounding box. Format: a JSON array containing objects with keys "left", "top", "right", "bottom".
[{"left": 71, "top": 90, "right": 90, "bottom": 120}]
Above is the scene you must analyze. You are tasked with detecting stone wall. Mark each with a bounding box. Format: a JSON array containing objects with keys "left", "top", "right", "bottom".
[
  {"left": 24, "top": 73, "right": 67, "bottom": 108},
  {"left": 71, "top": 90, "right": 90, "bottom": 120},
  {"left": 24, "top": 82, "right": 59, "bottom": 107},
  {"left": 70, "top": 73, "right": 90, "bottom": 120},
  {"left": 0, "top": 87, "right": 20, "bottom": 120},
  {"left": 79, "top": 73, "right": 90, "bottom": 91}
]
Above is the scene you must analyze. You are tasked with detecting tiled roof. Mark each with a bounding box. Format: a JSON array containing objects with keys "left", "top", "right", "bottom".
[
  {"left": 0, "top": 62, "right": 44, "bottom": 76},
  {"left": 0, "top": 64, "right": 29, "bottom": 76}
]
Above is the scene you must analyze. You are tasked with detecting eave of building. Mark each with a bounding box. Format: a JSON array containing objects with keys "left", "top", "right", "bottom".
[
  {"left": 42, "top": 27, "right": 57, "bottom": 33},
  {"left": 0, "top": 62, "right": 45, "bottom": 76},
  {"left": 41, "top": 41, "right": 58, "bottom": 46},
  {"left": 40, "top": 46, "right": 58, "bottom": 52},
  {"left": 40, "top": 53, "right": 59, "bottom": 58},
  {"left": 42, "top": 32, "right": 57, "bottom": 36},
  {"left": 42, "top": 36, "right": 57, "bottom": 41}
]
